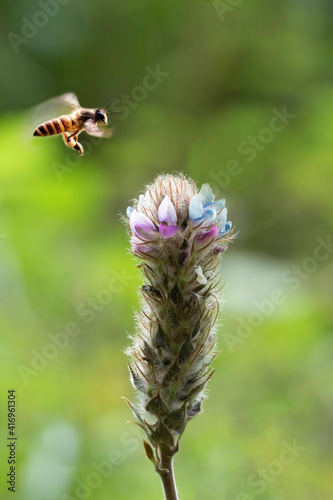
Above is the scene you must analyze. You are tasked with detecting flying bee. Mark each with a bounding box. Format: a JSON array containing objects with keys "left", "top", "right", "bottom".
[{"left": 33, "top": 93, "right": 119, "bottom": 156}]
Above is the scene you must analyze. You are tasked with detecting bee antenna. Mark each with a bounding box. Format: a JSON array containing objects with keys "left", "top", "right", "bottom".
[
  {"left": 104, "top": 99, "right": 114, "bottom": 111},
  {"left": 107, "top": 111, "right": 123, "bottom": 116}
]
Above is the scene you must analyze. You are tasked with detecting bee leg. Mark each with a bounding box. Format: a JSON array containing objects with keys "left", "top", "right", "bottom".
[
  {"left": 63, "top": 132, "right": 75, "bottom": 149},
  {"left": 73, "top": 140, "right": 84, "bottom": 156},
  {"left": 67, "top": 130, "right": 79, "bottom": 140},
  {"left": 63, "top": 132, "right": 84, "bottom": 156},
  {"left": 71, "top": 133, "right": 84, "bottom": 156}
]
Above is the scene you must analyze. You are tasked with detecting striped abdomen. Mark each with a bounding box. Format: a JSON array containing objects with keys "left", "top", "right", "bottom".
[{"left": 33, "top": 115, "right": 77, "bottom": 137}]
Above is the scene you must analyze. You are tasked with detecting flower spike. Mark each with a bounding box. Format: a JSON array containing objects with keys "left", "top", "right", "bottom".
[{"left": 124, "top": 174, "right": 234, "bottom": 495}]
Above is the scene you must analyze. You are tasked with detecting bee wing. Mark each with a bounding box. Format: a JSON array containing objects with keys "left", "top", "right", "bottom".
[
  {"left": 83, "top": 120, "right": 113, "bottom": 138},
  {"left": 53, "top": 93, "right": 81, "bottom": 110},
  {"left": 31, "top": 93, "right": 81, "bottom": 130}
]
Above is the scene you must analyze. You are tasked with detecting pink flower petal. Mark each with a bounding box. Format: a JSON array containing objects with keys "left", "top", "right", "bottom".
[
  {"left": 135, "top": 224, "right": 157, "bottom": 240},
  {"left": 159, "top": 224, "right": 178, "bottom": 239},
  {"left": 131, "top": 243, "right": 155, "bottom": 254},
  {"left": 158, "top": 196, "right": 177, "bottom": 225},
  {"left": 130, "top": 210, "right": 156, "bottom": 240},
  {"left": 196, "top": 225, "right": 219, "bottom": 246}
]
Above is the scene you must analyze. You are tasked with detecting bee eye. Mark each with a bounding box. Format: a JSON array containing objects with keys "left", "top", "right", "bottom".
[{"left": 96, "top": 111, "right": 104, "bottom": 121}]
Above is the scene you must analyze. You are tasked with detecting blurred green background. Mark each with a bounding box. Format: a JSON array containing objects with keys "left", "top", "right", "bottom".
[{"left": 0, "top": 0, "right": 333, "bottom": 499}]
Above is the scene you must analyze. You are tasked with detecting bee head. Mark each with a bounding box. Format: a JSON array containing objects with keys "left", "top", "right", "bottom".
[{"left": 95, "top": 108, "right": 108, "bottom": 125}]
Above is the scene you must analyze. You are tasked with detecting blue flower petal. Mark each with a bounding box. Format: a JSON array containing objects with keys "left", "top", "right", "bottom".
[
  {"left": 189, "top": 194, "right": 204, "bottom": 220},
  {"left": 220, "top": 221, "right": 232, "bottom": 236},
  {"left": 204, "top": 209, "right": 216, "bottom": 219},
  {"left": 204, "top": 199, "right": 226, "bottom": 211},
  {"left": 191, "top": 214, "right": 210, "bottom": 226},
  {"left": 198, "top": 184, "right": 215, "bottom": 205},
  {"left": 126, "top": 206, "right": 134, "bottom": 218},
  {"left": 217, "top": 208, "right": 227, "bottom": 227}
]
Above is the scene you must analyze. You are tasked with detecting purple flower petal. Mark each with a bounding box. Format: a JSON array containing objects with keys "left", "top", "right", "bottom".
[
  {"left": 135, "top": 224, "right": 158, "bottom": 240},
  {"left": 158, "top": 196, "right": 177, "bottom": 225},
  {"left": 130, "top": 210, "right": 154, "bottom": 232},
  {"left": 130, "top": 210, "right": 156, "bottom": 240},
  {"left": 131, "top": 241, "right": 155, "bottom": 254},
  {"left": 159, "top": 224, "right": 178, "bottom": 239},
  {"left": 196, "top": 225, "right": 219, "bottom": 246},
  {"left": 213, "top": 246, "right": 227, "bottom": 255}
]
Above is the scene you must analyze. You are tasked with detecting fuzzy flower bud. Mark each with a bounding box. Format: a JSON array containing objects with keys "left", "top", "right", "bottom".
[{"left": 124, "top": 174, "right": 233, "bottom": 467}]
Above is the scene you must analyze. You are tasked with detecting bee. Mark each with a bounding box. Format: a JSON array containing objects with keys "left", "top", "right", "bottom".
[{"left": 33, "top": 93, "right": 119, "bottom": 156}]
